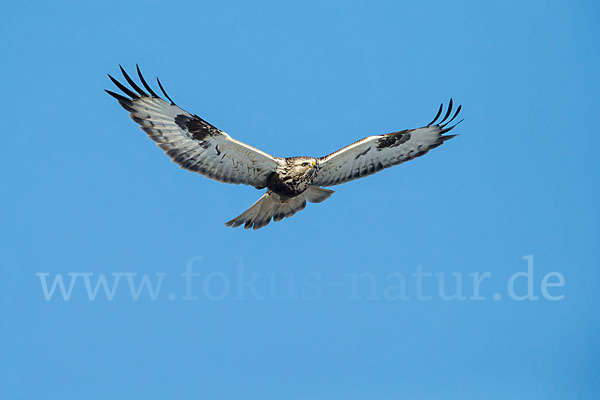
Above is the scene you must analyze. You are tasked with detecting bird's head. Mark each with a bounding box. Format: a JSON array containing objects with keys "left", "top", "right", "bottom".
[{"left": 289, "top": 157, "right": 318, "bottom": 177}]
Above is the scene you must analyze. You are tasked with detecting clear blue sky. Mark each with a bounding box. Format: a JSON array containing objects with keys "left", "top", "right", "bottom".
[{"left": 2, "top": 0, "right": 599, "bottom": 399}]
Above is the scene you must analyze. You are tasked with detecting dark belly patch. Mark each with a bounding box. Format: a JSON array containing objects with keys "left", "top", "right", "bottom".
[{"left": 266, "top": 172, "right": 302, "bottom": 198}]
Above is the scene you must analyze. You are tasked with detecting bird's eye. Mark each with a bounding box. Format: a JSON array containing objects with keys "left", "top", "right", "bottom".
[{"left": 302, "top": 162, "right": 308, "bottom": 167}]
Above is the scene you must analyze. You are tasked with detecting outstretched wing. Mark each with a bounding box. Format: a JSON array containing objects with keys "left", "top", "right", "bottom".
[
  {"left": 106, "top": 65, "right": 281, "bottom": 188},
  {"left": 312, "top": 100, "right": 462, "bottom": 187}
]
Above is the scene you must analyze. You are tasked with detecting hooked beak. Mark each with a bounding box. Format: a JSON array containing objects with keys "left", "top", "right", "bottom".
[{"left": 310, "top": 161, "right": 316, "bottom": 169}]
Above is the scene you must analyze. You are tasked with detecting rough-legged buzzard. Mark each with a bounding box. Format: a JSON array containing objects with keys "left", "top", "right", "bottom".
[{"left": 106, "top": 66, "right": 462, "bottom": 229}]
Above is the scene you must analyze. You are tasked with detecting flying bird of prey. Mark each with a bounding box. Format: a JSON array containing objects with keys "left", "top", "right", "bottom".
[{"left": 106, "top": 66, "right": 462, "bottom": 229}]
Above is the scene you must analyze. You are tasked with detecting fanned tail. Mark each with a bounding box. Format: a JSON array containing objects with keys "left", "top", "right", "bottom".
[{"left": 225, "top": 187, "right": 334, "bottom": 230}]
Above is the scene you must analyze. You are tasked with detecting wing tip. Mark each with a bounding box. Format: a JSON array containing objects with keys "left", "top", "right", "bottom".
[
  {"left": 106, "top": 65, "right": 176, "bottom": 105},
  {"left": 156, "top": 76, "right": 175, "bottom": 105},
  {"left": 427, "top": 103, "right": 444, "bottom": 126},
  {"left": 440, "top": 118, "right": 464, "bottom": 134},
  {"left": 428, "top": 99, "right": 463, "bottom": 127},
  {"left": 104, "top": 89, "right": 127, "bottom": 102},
  {"left": 136, "top": 64, "right": 160, "bottom": 98},
  {"left": 119, "top": 64, "right": 149, "bottom": 97}
]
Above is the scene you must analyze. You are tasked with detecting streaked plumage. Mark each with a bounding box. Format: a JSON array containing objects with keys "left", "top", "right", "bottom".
[{"left": 106, "top": 66, "right": 462, "bottom": 229}]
